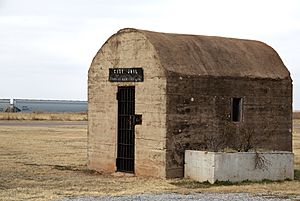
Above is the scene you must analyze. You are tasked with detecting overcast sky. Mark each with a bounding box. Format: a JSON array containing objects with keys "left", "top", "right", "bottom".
[{"left": 0, "top": 0, "right": 299, "bottom": 108}]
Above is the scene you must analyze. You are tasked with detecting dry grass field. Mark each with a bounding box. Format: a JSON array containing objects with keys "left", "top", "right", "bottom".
[
  {"left": 0, "top": 112, "right": 87, "bottom": 121},
  {"left": 293, "top": 112, "right": 300, "bottom": 120},
  {"left": 0, "top": 120, "right": 300, "bottom": 201},
  {"left": 293, "top": 119, "right": 300, "bottom": 169}
]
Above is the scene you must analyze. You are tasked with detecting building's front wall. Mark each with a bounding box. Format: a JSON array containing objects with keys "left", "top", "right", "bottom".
[
  {"left": 88, "top": 31, "right": 168, "bottom": 177},
  {"left": 165, "top": 74, "right": 292, "bottom": 178}
]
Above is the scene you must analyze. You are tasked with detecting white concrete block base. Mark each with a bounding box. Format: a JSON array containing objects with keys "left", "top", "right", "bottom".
[{"left": 184, "top": 150, "right": 294, "bottom": 184}]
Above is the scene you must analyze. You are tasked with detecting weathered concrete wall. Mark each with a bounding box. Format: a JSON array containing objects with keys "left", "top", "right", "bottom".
[
  {"left": 166, "top": 75, "right": 292, "bottom": 178},
  {"left": 88, "top": 28, "right": 292, "bottom": 179},
  {"left": 185, "top": 150, "right": 294, "bottom": 183},
  {"left": 88, "top": 31, "right": 168, "bottom": 177}
]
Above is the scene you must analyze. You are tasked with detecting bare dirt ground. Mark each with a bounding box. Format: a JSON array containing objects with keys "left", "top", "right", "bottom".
[{"left": 0, "top": 121, "right": 299, "bottom": 201}]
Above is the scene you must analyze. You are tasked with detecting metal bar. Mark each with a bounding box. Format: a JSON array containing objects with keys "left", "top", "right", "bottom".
[{"left": 116, "top": 86, "right": 135, "bottom": 173}]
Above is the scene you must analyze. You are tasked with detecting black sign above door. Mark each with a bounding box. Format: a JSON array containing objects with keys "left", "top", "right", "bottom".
[{"left": 109, "top": 68, "right": 144, "bottom": 82}]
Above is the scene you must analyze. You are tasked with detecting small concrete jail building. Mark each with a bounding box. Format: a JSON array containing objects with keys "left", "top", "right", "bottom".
[{"left": 87, "top": 28, "right": 292, "bottom": 178}]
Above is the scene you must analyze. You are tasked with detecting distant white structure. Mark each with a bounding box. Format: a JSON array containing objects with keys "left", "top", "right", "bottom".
[
  {"left": 0, "top": 99, "right": 10, "bottom": 112},
  {"left": 0, "top": 99, "right": 87, "bottom": 113},
  {"left": 14, "top": 99, "right": 87, "bottom": 113}
]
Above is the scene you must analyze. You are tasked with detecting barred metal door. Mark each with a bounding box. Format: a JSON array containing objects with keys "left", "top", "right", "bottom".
[{"left": 116, "top": 86, "right": 135, "bottom": 173}]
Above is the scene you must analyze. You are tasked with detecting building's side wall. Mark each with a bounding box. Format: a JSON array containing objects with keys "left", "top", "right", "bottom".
[
  {"left": 165, "top": 75, "right": 292, "bottom": 178},
  {"left": 88, "top": 32, "right": 168, "bottom": 177}
]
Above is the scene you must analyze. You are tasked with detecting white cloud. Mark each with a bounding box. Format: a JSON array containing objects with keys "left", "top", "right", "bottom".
[
  {"left": 159, "top": 0, "right": 300, "bottom": 37},
  {"left": 0, "top": 0, "right": 299, "bottom": 108}
]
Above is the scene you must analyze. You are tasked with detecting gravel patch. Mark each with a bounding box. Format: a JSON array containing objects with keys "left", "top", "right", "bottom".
[{"left": 57, "top": 193, "right": 294, "bottom": 201}]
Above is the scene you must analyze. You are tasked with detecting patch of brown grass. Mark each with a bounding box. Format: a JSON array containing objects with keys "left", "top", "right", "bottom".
[
  {"left": 293, "top": 119, "right": 300, "bottom": 169},
  {"left": 0, "top": 112, "right": 87, "bottom": 121},
  {"left": 293, "top": 112, "right": 300, "bottom": 119},
  {"left": 0, "top": 121, "right": 299, "bottom": 201},
  {"left": 0, "top": 124, "right": 176, "bottom": 201}
]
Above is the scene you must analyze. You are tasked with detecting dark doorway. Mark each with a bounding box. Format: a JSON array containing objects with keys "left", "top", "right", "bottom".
[{"left": 116, "top": 86, "right": 135, "bottom": 173}]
